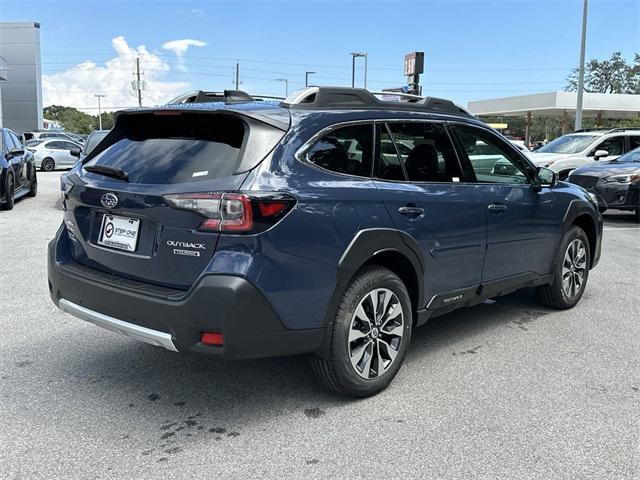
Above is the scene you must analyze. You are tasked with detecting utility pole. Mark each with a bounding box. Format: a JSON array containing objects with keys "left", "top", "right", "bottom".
[
  {"left": 136, "top": 57, "right": 142, "bottom": 107},
  {"left": 350, "top": 52, "right": 368, "bottom": 88},
  {"left": 275, "top": 78, "right": 288, "bottom": 96},
  {"left": 351, "top": 55, "right": 356, "bottom": 88},
  {"left": 235, "top": 62, "right": 240, "bottom": 90},
  {"left": 94, "top": 94, "right": 106, "bottom": 130},
  {"left": 305, "top": 71, "right": 315, "bottom": 87},
  {"left": 575, "top": 0, "right": 589, "bottom": 131}
]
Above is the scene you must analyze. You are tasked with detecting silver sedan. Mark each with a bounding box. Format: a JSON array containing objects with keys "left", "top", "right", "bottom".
[{"left": 27, "top": 139, "right": 83, "bottom": 171}]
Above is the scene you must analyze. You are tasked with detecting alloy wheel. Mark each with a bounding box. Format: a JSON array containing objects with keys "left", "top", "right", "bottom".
[
  {"left": 562, "top": 238, "right": 587, "bottom": 298},
  {"left": 347, "top": 288, "right": 404, "bottom": 380}
]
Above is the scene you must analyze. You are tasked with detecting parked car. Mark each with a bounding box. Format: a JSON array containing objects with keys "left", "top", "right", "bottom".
[
  {"left": 528, "top": 128, "right": 640, "bottom": 180},
  {"left": 568, "top": 146, "right": 640, "bottom": 222},
  {"left": 1, "top": 128, "right": 37, "bottom": 210},
  {"left": 28, "top": 138, "right": 83, "bottom": 171},
  {"left": 508, "top": 139, "right": 528, "bottom": 151},
  {"left": 48, "top": 87, "right": 602, "bottom": 397},
  {"left": 23, "top": 130, "right": 85, "bottom": 144},
  {"left": 73, "top": 129, "right": 110, "bottom": 161}
]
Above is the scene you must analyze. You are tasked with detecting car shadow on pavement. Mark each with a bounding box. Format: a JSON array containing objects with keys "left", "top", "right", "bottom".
[
  {"left": 602, "top": 210, "right": 638, "bottom": 226},
  {"left": 49, "top": 288, "right": 553, "bottom": 458}
]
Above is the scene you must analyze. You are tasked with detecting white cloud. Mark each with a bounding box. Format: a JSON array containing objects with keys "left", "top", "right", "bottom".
[
  {"left": 162, "top": 38, "right": 207, "bottom": 72},
  {"left": 42, "top": 36, "right": 191, "bottom": 112},
  {"left": 177, "top": 7, "right": 206, "bottom": 19}
]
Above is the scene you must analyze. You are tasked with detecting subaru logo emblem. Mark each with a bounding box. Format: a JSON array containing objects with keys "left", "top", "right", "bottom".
[{"left": 101, "top": 192, "right": 118, "bottom": 209}]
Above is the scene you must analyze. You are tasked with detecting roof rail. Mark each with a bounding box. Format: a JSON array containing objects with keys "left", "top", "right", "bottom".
[
  {"left": 605, "top": 127, "right": 640, "bottom": 134},
  {"left": 572, "top": 128, "right": 610, "bottom": 133},
  {"left": 168, "top": 89, "right": 284, "bottom": 105},
  {"left": 573, "top": 127, "right": 640, "bottom": 134},
  {"left": 280, "top": 87, "right": 474, "bottom": 117}
]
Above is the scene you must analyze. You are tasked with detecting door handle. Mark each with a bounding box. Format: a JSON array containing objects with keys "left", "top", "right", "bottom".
[
  {"left": 487, "top": 203, "right": 508, "bottom": 213},
  {"left": 398, "top": 206, "right": 425, "bottom": 217}
]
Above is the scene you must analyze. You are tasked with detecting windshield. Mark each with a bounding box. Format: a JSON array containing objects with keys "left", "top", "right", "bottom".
[
  {"left": 537, "top": 134, "right": 599, "bottom": 154},
  {"left": 613, "top": 146, "right": 640, "bottom": 163},
  {"left": 83, "top": 131, "right": 109, "bottom": 155}
]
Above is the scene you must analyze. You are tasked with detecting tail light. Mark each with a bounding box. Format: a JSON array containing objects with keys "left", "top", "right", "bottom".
[{"left": 163, "top": 192, "right": 296, "bottom": 234}]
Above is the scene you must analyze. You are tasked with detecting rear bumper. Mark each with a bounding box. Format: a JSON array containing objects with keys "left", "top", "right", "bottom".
[{"left": 48, "top": 232, "right": 324, "bottom": 360}]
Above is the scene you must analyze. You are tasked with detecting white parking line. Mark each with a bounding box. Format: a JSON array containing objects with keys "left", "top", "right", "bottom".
[{"left": 604, "top": 227, "right": 640, "bottom": 231}]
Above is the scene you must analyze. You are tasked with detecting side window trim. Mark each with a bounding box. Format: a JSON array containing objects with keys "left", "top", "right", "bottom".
[
  {"left": 298, "top": 121, "right": 376, "bottom": 179},
  {"left": 384, "top": 122, "right": 409, "bottom": 181},
  {"left": 371, "top": 122, "right": 408, "bottom": 182},
  {"left": 448, "top": 121, "right": 538, "bottom": 186}
]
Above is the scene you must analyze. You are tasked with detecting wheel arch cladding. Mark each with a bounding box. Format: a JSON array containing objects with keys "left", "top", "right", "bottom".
[
  {"left": 326, "top": 229, "right": 424, "bottom": 328},
  {"left": 572, "top": 213, "right": 597, "bottom": 267},
  {"left": 361, "top": 250, "right": 421, "bottom": 319}
]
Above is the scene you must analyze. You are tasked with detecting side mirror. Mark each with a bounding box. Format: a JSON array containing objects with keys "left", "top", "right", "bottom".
[
  {"left": 6, "top": 148, "right": 24, "bottom": 159},
  {"left": 593, "top": 149, "right": 609, "bottom": 160},
  {"left": 70, "top": 148, "right": 81, "bottom": 158},
  {"left": 537, "top": 166, "right": 558, "bottom": 188}
]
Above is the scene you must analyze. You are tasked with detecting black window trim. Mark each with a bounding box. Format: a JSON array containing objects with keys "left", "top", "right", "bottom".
[
  {"left": 296, "top": 120, "right": 377, "bottom": 180},
  {"left": 446, "top": 120, "right": 540, "bottom": 187},
  {"left": 295, "top": 117, "right": 541, "bottom": 186}
]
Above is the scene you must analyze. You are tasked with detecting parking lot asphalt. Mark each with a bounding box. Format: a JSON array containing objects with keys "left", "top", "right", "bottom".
[{"left": 1, "top": 172, "right": 638, "bottom": 480}]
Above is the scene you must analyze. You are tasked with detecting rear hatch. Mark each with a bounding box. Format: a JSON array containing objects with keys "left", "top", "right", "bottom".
[{"left": 63, "top": 107, "right": 288, "bottom": 290}]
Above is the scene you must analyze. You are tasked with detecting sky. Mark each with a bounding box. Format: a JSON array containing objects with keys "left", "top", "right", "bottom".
[{"left": 2, "top": 0, "right": 639, "bottom": 112}]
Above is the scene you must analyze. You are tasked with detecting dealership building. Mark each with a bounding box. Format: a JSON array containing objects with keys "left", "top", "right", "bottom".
[{"left": 0, "top": 22, "right": 43, "bottom": 133}]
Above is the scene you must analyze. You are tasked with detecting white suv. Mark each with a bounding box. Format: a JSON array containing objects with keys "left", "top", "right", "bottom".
[{"left": 528, "top": 128, "right": 640, "bottom": 179}]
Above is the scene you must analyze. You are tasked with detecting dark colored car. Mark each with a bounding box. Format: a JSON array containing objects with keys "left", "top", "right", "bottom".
[
  {"left": 1, "top": 128, "right": 37, "bottom": 210},
  {"left": 568, "top": 147, "right": 640, "bottom": 222},
  {"left": 48, "top": 88, "right": 602, "bottom": 397},
  {"left": 71, "top": 129, "right": 110, "bottom": 162}
]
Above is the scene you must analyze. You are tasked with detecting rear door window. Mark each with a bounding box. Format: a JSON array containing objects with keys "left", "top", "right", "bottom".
[
  {"left": 47, "top": 141, "right": 67, "bottom": 150},
  {"left": 85, "top": 113, "right": 248, "bottom": 184},
  {"left": 628, "top": 136, "right": 640, "bottom": 151},
  {"left": 595, "top": 136, "right": 624, "bottom": 156}
]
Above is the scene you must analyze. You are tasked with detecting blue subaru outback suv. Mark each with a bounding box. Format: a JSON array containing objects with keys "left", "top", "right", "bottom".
[{"left": 48, "top": 87, "right": 602, "bottom": 397}]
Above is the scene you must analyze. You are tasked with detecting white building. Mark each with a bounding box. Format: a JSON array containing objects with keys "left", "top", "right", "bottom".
[
  {"left": 0, "top": 22, "right": 43, "bottom": 133},
  {"left": 468, "top": 91, "right": 640, "bottom": 141}
]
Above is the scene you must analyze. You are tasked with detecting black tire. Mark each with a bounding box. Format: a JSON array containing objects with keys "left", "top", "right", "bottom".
[
  {"left": 41, "top": 157, "right": 55, "bottom": 172},
  {"left": 598, "top": 206, "right": 607, "bottom": 214},
  {"left": 28, "top": 168, "right": 37, "bottom": 197},
  {"left": 1, "top": 173, "right": 15, "bottom": 210},
  {"left": 536, "top": 226, "right": 590, "bottom": 309},
  {"left": 311, "top": 266, "right": 413, "bottom": 398},
  {"left": 634, "top": 209, "right": 640, "bottom": 224}
]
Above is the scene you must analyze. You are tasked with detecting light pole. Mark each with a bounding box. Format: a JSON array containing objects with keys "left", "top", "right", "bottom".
[
  {"left": 350, "top": 52, "right": 368, "bottom": 89},
  {"left": 275, "top": 78, "right": 289, "bottom": 96},
  {"left": 575, "top": 0, "right": 589, "bottom": 131},
  {"left": 305, "top": 71, "right": 315, "bottom": 87},
  {"left": 94, "top": 94, "right": 106, "bottom": 130}
]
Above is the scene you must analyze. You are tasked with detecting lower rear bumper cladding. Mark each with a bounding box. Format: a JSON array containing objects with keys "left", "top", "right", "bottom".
[{"left": 48, "top": 235, "right": 324, "bottom": 360}]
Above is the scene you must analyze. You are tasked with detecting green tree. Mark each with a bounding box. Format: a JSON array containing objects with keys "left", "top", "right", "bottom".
[
  {"left": 566, "top": 51, "right": 640, "bottom": 94},
  {"left": 43, "top": 105, "right": 114, "bottom": 134}
]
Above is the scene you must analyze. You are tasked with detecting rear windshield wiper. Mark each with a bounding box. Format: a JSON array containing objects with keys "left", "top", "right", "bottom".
[{"left": 84, "top": 164, "right": 129, "bottom": 182}]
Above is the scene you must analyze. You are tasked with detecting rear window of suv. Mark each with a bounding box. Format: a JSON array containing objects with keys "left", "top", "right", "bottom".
[{"left": 84, "top": 113, "right": 247, "bottom": 184}]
